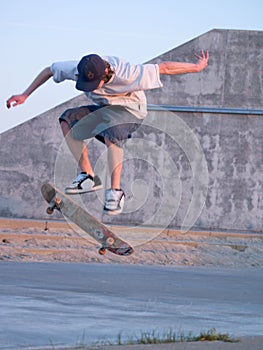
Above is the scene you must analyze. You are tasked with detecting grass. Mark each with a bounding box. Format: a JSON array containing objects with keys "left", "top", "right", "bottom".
[
  {"left": 113, "top": 328, "right": 240, "bottom": 346},
  {"left": 194, "top": 328, "right": 239, "bottom": 343}
]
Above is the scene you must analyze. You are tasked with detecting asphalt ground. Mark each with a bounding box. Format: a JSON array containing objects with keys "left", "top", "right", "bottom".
[{"left": 0, "top": 262, "right": 262, "bottom": 349}]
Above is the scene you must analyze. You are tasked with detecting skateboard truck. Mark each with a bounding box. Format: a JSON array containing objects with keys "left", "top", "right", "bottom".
[
  {"left": 46, "top": 197, "right": 62, "bottom": 215},
  {"left": 99, "top": 237, "right": 115, "bottom": 255}
]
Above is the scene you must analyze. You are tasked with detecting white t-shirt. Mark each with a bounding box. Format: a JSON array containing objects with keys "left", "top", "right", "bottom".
[{"left": 51, "top": 56, "right": 163, "bottom": 119}]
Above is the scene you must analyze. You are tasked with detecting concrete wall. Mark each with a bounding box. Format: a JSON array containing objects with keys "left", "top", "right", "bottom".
[
  {"left": 146, "top": 29, "right": 263, "bottom": 109},
  {"left": 1, "top": 29, "right": 263, "bottom": 233}
]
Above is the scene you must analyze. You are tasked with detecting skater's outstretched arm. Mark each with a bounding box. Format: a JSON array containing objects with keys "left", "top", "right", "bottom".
[
  {"left": 158, "top": 50, "right": 209, "bottom": 75},
  {"left": 6, "top": 67, "right": 53, "bottom": 109}
]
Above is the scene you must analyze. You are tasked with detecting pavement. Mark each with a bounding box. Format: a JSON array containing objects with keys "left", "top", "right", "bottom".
[
  {"left": 27, "top": 337, "right": 263, "bottom": 349},
  {"left": 0, "top": 262, "right": 262, "bottom": 350},
  {"left": 81, "top": 337, "right": 263, "bottom": 349}
]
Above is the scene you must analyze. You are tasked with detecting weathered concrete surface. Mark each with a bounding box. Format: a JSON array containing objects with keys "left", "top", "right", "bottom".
[
  {"left": 0, "top": 29, "right": 263, "bottom": 233},
  {"left": 146, "top": 29, "right": 263, "bottom": 109},
  {"left": 0, "top": 95, "right": 104, "bottom": 220}
]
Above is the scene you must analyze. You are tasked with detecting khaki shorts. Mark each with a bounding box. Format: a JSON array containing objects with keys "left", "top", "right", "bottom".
[{"left": 59, "top": 105, "right": 141, "bottom": 146}]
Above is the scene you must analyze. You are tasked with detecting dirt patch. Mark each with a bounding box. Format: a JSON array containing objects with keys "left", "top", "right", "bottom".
[{"left": 1, "top": 218, "right": 263, "bottom": 267}]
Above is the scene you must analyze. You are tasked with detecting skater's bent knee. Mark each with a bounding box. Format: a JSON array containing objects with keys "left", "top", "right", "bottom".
[{"left": 60, "top": 120, "right": 71, "bottom": 137}]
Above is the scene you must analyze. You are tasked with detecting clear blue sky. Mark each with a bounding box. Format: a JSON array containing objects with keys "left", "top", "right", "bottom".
[{"left": 1, "top": 0, "right": 262, "bottom": 133}]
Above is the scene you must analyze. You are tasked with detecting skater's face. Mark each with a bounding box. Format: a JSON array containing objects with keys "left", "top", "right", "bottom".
[{"left": 97, "top": 67, "right": 111, "bottom": 89}]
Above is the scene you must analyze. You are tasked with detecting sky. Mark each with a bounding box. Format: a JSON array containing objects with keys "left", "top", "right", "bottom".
[{"left": 1, "top": 0, "right": 263, "bottom": 133}]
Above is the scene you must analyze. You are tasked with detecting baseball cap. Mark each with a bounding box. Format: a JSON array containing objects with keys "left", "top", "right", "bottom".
[{"left": 76, "top": 54, "right": 106, "bottom": 92}]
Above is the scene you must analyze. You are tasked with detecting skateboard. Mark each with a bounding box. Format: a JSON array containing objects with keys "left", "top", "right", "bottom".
[{"left": 41, "top": 182, "right": 134, "bottom": 256}]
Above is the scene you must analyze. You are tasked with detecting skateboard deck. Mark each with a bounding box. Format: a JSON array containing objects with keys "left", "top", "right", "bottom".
[{"left": 41, "top": 182, "right": 134, "bottom": 256}]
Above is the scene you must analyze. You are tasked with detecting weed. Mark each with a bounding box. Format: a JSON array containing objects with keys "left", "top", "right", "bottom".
[{"left": 114, "top": 328, "right": 239, "bottom": 346}]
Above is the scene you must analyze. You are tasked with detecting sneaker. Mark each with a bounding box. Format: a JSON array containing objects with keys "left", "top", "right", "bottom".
[
  {"left": 104, "top": 189, "right": 125, "bottom": 215},
  {"left": 65, "top": 172, "right": 102, "bottom": 194}
]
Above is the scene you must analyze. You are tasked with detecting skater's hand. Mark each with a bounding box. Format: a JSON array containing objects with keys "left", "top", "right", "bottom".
[
  {"left": 194, "top": 50, "right": 209, "bottom": 72},
  {"left": 6, "top": 94, "right": 28, "bottom": 109}
]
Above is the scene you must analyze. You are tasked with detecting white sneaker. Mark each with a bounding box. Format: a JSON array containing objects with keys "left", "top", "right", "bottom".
[
  {"left": 104, "top": 189, "right": 125, "bottom": 215},
  {"left": 65, "top": 173, "right": 102, "bottom": 194}
]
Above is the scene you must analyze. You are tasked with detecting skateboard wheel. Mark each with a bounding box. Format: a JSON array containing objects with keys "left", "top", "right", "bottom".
[
  {"left": 46, "top": 207, "right": 54, "bottom": 215},
  {"left": 99, "top": 247, "right": 106, "bottom": 255}
]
